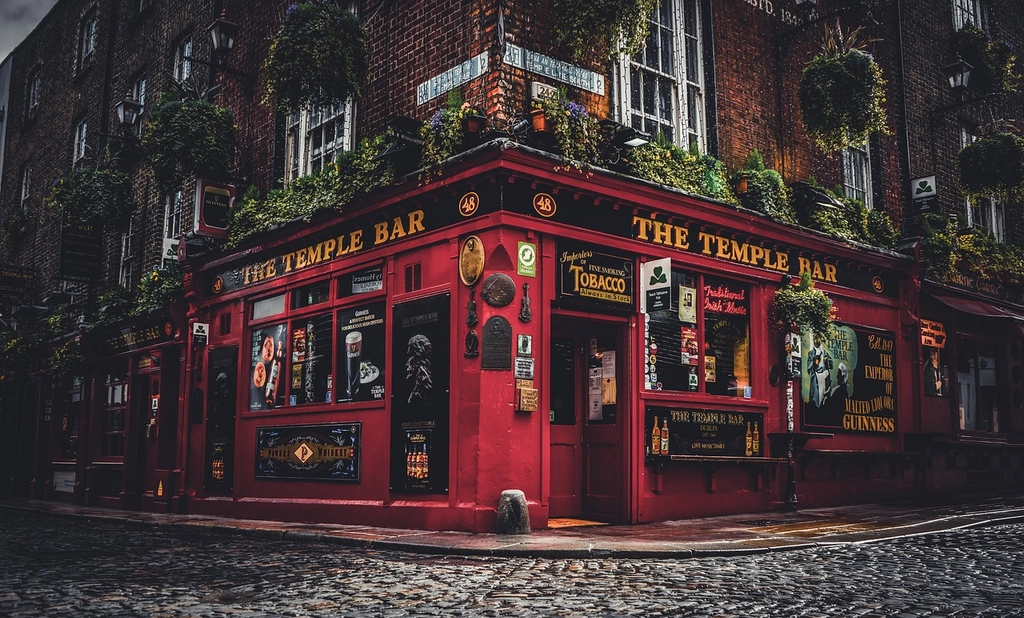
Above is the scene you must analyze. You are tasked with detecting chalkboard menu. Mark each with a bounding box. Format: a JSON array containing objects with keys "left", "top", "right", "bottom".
[{"left": 645, "top": 405, "right": 764, "bottom": 458}]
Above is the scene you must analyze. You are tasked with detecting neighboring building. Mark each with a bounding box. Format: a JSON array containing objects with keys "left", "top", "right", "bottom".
[{"left": 0, "top": 0, "right": 1021, "bottom": 531}]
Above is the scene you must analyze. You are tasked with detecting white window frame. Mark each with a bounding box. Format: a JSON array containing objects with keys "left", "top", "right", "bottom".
[
  {"left": 284, "top": 101, "right": 355, "bottom": 182},
  {"left": 952, "top": 0, "right": 987, "bottom": 30},
  {"left": 73, "top": 118, "right": 88, "bottom": 164},
  {"left": 612, "top": 0, "right": 705, "bottom": 151},
  {"left": 131, "top": 75, "right": 148, "bottom": 136},
  {"left": 961, "top": 128, "right": 1005, "bottom": 242},
  {"left": 20, "top": 165, "right": 32, "bottom": 213},
  {"left": 119, "top": 214, "right": 136, "bottom": 287},
  {"left": 842, "top": 142, "right": 872, "bottom": 208},
  {"left": 163, "top": 189, "right": 183, "bottom": 266},
  {"left": 27, "top": 71, "right": 41, "bottom": 118},
  {"left": 174, "top": 36, "right": 193, "bottom": 83},
  {"left": 79, "top": 12, "right": 97, "bottom": 69}
]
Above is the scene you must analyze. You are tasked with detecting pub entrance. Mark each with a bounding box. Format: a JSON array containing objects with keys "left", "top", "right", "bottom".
[{"left": 548, "top": 317, "right": 627, "bottom": 521}]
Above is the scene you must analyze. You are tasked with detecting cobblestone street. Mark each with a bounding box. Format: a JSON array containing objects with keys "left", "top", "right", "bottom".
[{"left": 1, "top": 507, "right": 1022, "bottom": 617}]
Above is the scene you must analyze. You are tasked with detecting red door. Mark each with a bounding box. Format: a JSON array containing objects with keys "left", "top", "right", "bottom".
[{"left": 548, "top": 320, "right": 626, "bottom": 521}]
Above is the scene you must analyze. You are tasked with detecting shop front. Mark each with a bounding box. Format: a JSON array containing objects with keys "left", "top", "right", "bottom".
[
  {"left": 913, "top": 277, "right": 1024, "bottom": 493},
  {"left": 177, "top": 145, "right": 920, "bottom": 532}
]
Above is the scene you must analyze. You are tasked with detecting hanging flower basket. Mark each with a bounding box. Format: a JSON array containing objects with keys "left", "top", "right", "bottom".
[
  {"left": 142, "top": 89, "right": 235, "bottom": 194},
  {"left": 531, "top": 90, "right": 600, "bottom": 171},
  {"left": 418, "top": 90, "right": 483, "bottom": 180},
  {"left": 45, "top": 167, "right": 134, "bottom": 229},
  {"left": 554, "top": 0, "right": 658, "bottom": 61},
  {"left": 798, "top": 23, "right": 887, "bottom": 152},
  {"left": 953, "top": 26, "right": 1020, "bottom": 94},
  {"left": 773, "top": 272, "right": 834, "bottom": 339},
  {"left": 264, "top": 2, "right": 368, "bottom": 115},
  {"left": 957, "top": 132, "right": 1024, "bottom": 202}
]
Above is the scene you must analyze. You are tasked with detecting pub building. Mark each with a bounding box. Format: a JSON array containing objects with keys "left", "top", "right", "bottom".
[{"left": 172, "top": 141, "right": 919, "bottom": 531}]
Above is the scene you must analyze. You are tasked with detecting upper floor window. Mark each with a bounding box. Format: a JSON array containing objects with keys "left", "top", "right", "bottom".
[
  {"left": 78, "top": 11, "right": 97, "bottom": 69},
  {"left": 20, "top": 165, "right": 32, "bottom": 212},
  {"left": 26, "top": 70, "right": 42, "bottom": 119},
  {"left": 174, "top": 36, "right": 193, "bottom": 83},
  {"left": 614, "top": 0, "right": 705, "bottom": 150},
  {"left": 131, "top": 75, "right": 148, "bottom": 135},
  {"left": 73, "top": 118, "right": 88, "bottom": 164},
  {"left": 961, "top": 128, "right": 1004, "bottom": 241},
  {"left": 284, "top": 102, "right": 354, "bottom": 182},
  {"left": 842, "top": 142, "right": 872, "bottom": 208},
  {"left": 952, "top": 0, "right": 987, "bottom": 30},
  {"left": 119, "top": 214, "right": 137, "bottom": 287}
]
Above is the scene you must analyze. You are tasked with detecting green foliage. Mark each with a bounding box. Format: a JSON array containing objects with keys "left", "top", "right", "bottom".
[
  {"left": 93, "top": 287, "right": 132, "bottom": 327},
  {"left": 553, "top": 0, "right": 659, "bottom": 62},
  {"left": 918, "top": 213, "right": 959, "bottom": 280},
  {"left": 624, "top": 135, "right": 738, "bottom": 204},
  {"left": 865, "top": 206, "right": 899, "bottom": 250},
  {"left": 798, "top": 25, "right": 887, "bottom": 152},
  {"left": 142, "top": 90, "right": 236, "bottom": 194},
  {"left": 48, "top": 338, "right": 85, "bottom": 387},
  {"left": 953, "top": 26, "right": 1021, "bottom": 94},
  {"left": 734, "top": 149, "right": 796, "bottom": 222},
  {"left": 790, "top": 180, "right": 898, "bottom": 248},
  {"left": 132, "top": 260, "right": 184, "bottom": 316},
  {"left": 264, "top": 2, "right": 368, "bottom": 115},
  {"left": 957, "top": 132, "right": 1024, "bottom": 202},
  {"left": 774, "top": 272, "right": 834, "bottom": 339},
  {"left": 419, "top": 90, "right": 482, "bottom": 180},
  {"left": 227, "top": 133, "right": 395, "bottom": 247},
  {"left": 45, "top": 167, "right": 133, "bottom": 229},
  {"left": 532, "top": 89, "right": 601, "bottom": 172}
]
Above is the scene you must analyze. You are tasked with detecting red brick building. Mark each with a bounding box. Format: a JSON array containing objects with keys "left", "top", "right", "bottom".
[{"left": 1, "top": 0, "right": 1022, "bottom": 531}]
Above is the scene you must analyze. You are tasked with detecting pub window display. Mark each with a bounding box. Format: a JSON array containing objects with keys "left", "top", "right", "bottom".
[
  {"left": 957, "top": 339, "right": 1001, "bottom": 432},
  {"left": 645, "top": 269, "right": 751, "bottom": 397},
  {"left": 246, "top": 273, "right": 386, "bottom": 411}
]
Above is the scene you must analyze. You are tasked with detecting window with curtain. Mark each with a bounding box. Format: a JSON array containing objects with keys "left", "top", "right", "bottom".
[{"left": 842, "top": 142, "right": 872, "bottom": 208}]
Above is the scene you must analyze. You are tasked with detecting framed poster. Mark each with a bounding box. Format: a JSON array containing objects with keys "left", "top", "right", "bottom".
[
  {"left": 255, "top": 422, "right": 360, "bottom": 481},
  {"left": 390, "top": 294, "right": 450, "bottom": 493},
  {"left": 249, "top": 324, "right": 288, "bottom": 410},
  {"left": 336, "top": 300, "right": 386, "bottom": 403}
]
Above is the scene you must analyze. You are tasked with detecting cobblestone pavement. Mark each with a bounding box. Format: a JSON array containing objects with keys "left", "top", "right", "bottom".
[{"left": 1, "top": 508, "right": 1022, "bottom": 617}]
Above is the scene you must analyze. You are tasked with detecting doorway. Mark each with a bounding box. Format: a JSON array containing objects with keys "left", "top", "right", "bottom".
[{"left": 548, "top": 318, "right": 627, "bottom": 521}]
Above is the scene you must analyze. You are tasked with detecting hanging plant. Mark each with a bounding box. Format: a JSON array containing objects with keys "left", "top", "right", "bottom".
[
  {"left": 45, "top": 167, "right": 133, "bottom": 228},
  {"left": 774, "top": 272, "right": 834, "bottom": 339},
  {"left": 47, "top": 338, "right": 86, "bottom": 387},
  {"left": 141, "top": 87, "right": 235, "bottom": 194},
  {"left": 918, "top": 213, "right": 959, "bottom": 281},
  {"left": 419, "top": 90, "right": 483, "bottom": 180},
  {"left": 798, "top": 22, "right": 887, "bottom": 152},
  {"left": 554, "top": 0, "right": 658, "bottom": 62},
  {"left": 957, "top": 131, "right": 1024, "bottom": 202},
  {"left": 132, "top": 261, "right": 184, "bottom": 316},
  {"left": 531, "top": 89, "right": 600, "bottom": 172},
  {"left": 264, "top": 1, "right": 368, "bottom": 115},
  {"left": 953, "top": 26, "right": 1020, "bottom": 94}
]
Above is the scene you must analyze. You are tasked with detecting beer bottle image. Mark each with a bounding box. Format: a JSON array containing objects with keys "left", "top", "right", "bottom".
[
  {"left": 421, "top": 443, "right": 429, "bottom": 479},
  {"left": 265, "top": 340, "right": 284, "bottom": 406},
  {"left": 752, "top": 421, "right": 760, "bottom": 455},
  {"left": 745, "top": 422, "right": 753, "bottom": 456},
  {"left": 406, "top": 444, "right": 415, "bottom": 479},
  {"left": 660, "top": 418, "right": 669, "bottom": 455},
  {"left": 651, "top": 416, "right": 660, "bottom": 455}
]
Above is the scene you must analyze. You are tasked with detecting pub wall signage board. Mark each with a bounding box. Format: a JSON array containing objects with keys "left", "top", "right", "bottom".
[{"left": 255, "top": 422, "right": 360, "bottom": 481}]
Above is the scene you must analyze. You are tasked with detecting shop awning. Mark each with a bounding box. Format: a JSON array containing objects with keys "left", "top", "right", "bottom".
[{"left": 930, "top": 293, "right": 1024, "bottom": 321}]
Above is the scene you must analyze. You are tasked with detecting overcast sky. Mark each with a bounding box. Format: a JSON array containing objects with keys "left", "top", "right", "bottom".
[{"left": 1, "top": 0, "right": 60, "bottom": 60}]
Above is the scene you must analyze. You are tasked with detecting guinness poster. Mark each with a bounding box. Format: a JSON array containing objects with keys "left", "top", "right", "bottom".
[
  {"left": 802, "top": 326, "right": 897, "bottom": 433},
  {"left": 390, "top": 294, "right": 450, "bottom": 493},
  {"left": 336, "top": 301, "right": 386, "bottom": 403}
]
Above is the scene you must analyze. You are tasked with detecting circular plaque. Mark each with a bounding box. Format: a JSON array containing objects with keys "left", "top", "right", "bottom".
[
  {"left": 459, "top": 236, "right": 485, "bottom": 286},
  {"left": 480, "top": 273, "right": 516, "bottom": 307}
]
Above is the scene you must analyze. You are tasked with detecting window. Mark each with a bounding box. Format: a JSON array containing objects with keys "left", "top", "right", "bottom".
[
  {"left": 174, "top": 36, "right": 193, "bottom": 83},
  {"left": 119, "top": 214, "right": 136, "bottom": 287},
  {"left": 645, "top": 269, "right": 750, "bottom": 397},
  {"left": 100, "top": 367, "right": 128, "bottom": 458},
  {"left": 163, "top": 189, "right": 183, "bottom": 266},
  {"left": 957, "top": 339, "right": 1000, "bottom": 432},
  {"left": 961, "top": 128, "right": 1005, "bottom": 241},
  {"left": 26, "top": 70, "right": 41, "bottom": 118},
  {"left": 952, "top": 0, "right": 987, "bottom": 30},
  {"left": 614, "top": 0, "right": 705, "bottom": 149},
  {"left": 78, "top": 11, "right": 97, "bottom": 69},
  {"left": 284, "top": 103, "right": 355, "bottom": 182},
  {"left": 130, "top": 75, "right": 148, "bottom": 136},
  {"left": 247, "top": 266, "right": 387, "bottom": 411},
  {"left": 20, "top": 165, "right": 32, "bottom": 212},
  {"left": 73, "top": 118, "right": 88, "bottom": 163},
  {"left": 842, "top": 142, "right": 872, "bottom": 208}
]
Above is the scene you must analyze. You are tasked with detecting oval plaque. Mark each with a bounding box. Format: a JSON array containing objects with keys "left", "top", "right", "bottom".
[
  {"left": 480, "top": 273, "right": 516, "bottom": 307},
  {"left": 459, "top": 236, "right": 485, "bottom": 287}
]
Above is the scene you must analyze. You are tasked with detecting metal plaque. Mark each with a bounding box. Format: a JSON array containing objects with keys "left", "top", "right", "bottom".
[
  {"left": 480, "top": 273, "right": 516, "bottom": 307},
  {"left": 481, "top": 316, "right": 512, "bottom": 370}
]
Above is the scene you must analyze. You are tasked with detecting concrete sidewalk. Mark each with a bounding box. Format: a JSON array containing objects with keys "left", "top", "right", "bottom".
[{"left": 3, "top": 493, "right": 1024, "bottom": 558}]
